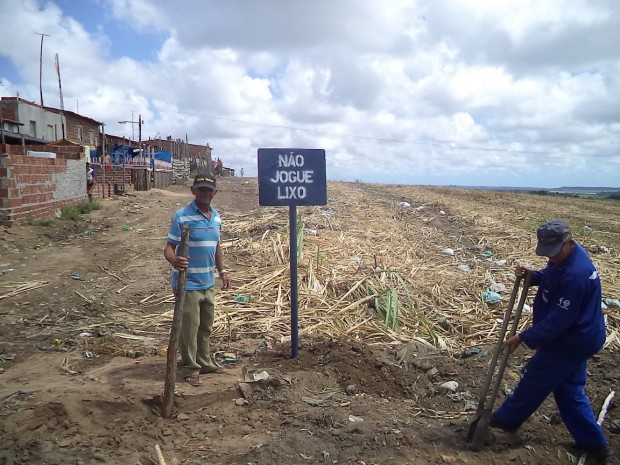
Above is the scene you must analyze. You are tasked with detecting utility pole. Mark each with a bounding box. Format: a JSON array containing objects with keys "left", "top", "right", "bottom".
[
  {"left": 55, "top": 54, "right": 66, "bottom": 139},
  {"left": 0, "top": 107, "right": 5, "bottom": 145},
  {"left": 35, "top": 32, "right": 50, "bottom": 108},
  {"left": 119, "top": 114, "right": 143, "bottom": 145}
]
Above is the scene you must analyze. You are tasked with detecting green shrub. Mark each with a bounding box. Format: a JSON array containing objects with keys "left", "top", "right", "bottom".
[
  {"left": 61, "top": 201, "right": 102, "bottom": 221},
  {"left": 77, "top": 201, "right": 102, "bottom": 214},
  {"left": 61, "top": 206, "right": 81, "bottom": 221},
  {"left": 36, "top": 219, "right": 55, "bottom": 227}
]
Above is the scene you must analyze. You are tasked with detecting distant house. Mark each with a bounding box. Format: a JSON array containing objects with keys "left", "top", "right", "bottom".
[
  {"left": 0, "top": 97, "right": 63, "bottom": 144},
  {"left": 46, "top": 108, "right": 101, "bottom": 147},
  {"left": 0, "top": 97, "right": 102, "bottom": 148}
]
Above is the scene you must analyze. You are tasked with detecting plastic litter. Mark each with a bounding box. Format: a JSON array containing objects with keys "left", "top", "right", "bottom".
[
  {"left": 257, "top": 341, "right": 272, "bottom": 351},
  {"left": 122, "top": 226, "right": 132, "bottom": 231},
  {"left": 457, "top": 264, "right": 472, "bottom": 273},
  {"left": 440, "top": 381, "right": 459, "bottom": 392},
  {"left": 219, "top": 352, "right": 238, "bottom": 364},
  {"left": 240, "top": 366, "right": 270, "bottom": 383},
  {"left": 397, "top": 201, "right": 411, "bottom": 208},
  {"left": 234, "top": 294, "right": 251, "bottom": 303},
  {"left": 442, "top": 248, "right": 455, "bottom": 256},
  {"left": 489, "top": 282, "right": 507, "bottom": 293},
  {"left": 482, "top": 290, "right": 502, "bottom": 304},
  {"left": 461, "top": 347, "right": 488, "bottom": 358},
  {"left": 604, "top": 298, "right": 620, "bottom": 308},
  {"left": 512, "top": 303, "right": 532, "bottom": 313}
]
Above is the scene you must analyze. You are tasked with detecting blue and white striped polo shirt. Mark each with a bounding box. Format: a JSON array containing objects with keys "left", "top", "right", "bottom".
[{"left": 167, "top": 201, "right": 221, "bottom": 290}]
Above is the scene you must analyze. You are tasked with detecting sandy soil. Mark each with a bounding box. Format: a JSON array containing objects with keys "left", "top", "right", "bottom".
[{"left": 0, "top": 177, "right": 618, "bottom": 465}]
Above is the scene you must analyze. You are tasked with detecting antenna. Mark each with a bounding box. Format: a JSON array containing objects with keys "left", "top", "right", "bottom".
[
  {"left": 55, "top": 54, "right": 64, "bottom": 111},
  {"left": 35, "top": 32, "right": 51, "bottom": 107}
]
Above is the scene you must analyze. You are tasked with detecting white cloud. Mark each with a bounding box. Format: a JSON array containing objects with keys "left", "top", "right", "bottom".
[{"left": 0, "top": 0, "right": 618, "bottom": 187}]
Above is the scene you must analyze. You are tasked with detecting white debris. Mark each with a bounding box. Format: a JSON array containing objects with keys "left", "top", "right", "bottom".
[
  {"left": 440, "top": 381, "right": 459, "bottom": 392},
  {"left": 350, "top": 256, "right": 363, "bottom": 266},
  {"left": 512, "top": 303, "right": 532, "bottom": 313},
  {"left": 457, "top": 264, "right": 472, "bottom": 273},
  {"left": 439, "top": 210, "right": 446, "bottom": 215},
  {"left": 604, "top": 298, "right": 620, "bottom": 308},
  {"left": 489, "top": 282, "right": 507, "bottom": 293},
  {"left": 442, "top": 248, "right": 455, "bottom": 256},
  {"left": 494, "top": 259, "right": 507, "bottom": 266},
  {"left": 397, "top": 201, "right": 411, "bottom": 208}
]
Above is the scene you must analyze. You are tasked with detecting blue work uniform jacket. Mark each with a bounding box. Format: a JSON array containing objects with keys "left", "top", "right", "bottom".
[{"left": 520, "top": 243, "right": 606, "bottom": 358}]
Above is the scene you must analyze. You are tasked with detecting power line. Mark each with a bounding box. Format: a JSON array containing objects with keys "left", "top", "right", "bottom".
[{"left": 161, "top": 108, "right": 555, "bottom": 156}]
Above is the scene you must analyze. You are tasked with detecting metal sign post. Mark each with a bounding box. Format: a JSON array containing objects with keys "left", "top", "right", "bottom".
[{"left": 258, "top": 148, "right": 327, "bottom": 358}]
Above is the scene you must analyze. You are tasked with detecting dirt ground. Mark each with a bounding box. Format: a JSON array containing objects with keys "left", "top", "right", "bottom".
[{"left": 1, "top": 177, "right": 619, "bottom": 465}]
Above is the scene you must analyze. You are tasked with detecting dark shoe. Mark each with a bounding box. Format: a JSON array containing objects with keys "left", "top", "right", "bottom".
[
  {"left": 567, "top": 444, "right": 618, "bottom": 465},
  {"left": 489, "top": 415, "right": 518, "bottom": 433},
  {"left": 594, "top": 445, "right": 619, "bottom": 465}
]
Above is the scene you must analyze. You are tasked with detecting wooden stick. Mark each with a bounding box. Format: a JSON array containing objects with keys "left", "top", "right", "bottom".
[
  {"left": 74, "top": 290, "right": 91, "bottom": 303},
  {"left": 116, "top": 284, "right": 129, "bottom": 294},
  {"left": 99, "top": 265, "right": 123, "bottom": 282},
  {"left": 162, "top": 225, "right": 189, "bottom": 419},
  {"left": 140, "top": 293, "right": 155, "bottom": 304},
  {"left": 0, "top": 281, "right": 49, "bottom": 300},
  {"left": 154, "top": 443, "right": 168, "bottom": 465},
  {"left": 122, "top": 264, "right": 142, "bottom": 275}
]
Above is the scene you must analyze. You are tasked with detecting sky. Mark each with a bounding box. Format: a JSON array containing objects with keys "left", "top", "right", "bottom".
[{"left": 1, "top": 0, "right": 619, "bottom": 188}]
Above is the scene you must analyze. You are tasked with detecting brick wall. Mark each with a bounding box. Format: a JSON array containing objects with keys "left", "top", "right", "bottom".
[
  {"left": 0, "top": 144, "right": 89, "bottom": 225},
  {"left": 89, "top": 164, "right": 133, "bottom": 197}
]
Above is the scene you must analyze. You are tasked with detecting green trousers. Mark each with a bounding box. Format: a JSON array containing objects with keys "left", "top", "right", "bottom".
[{"left": 179, "top": 288, "right": 219, "bottom": 377}]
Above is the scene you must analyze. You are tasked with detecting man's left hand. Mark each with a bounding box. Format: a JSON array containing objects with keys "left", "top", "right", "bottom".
[{"left": 504, "top": 334, "right": 522, "bottom": 353}]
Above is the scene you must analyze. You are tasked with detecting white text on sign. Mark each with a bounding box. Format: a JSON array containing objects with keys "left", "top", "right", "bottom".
[{"left": 272, "top": 153, "right": 314, "bottom": 199}]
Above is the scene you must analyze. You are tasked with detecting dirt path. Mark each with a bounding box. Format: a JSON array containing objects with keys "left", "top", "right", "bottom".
[{"left": 0, "top": 177, "right": 618, "bottom": 465}]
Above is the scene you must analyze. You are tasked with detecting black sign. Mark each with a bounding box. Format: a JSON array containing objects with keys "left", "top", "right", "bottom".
[{"left": 258, "top": 148, "right": 327, "bottom": 206}]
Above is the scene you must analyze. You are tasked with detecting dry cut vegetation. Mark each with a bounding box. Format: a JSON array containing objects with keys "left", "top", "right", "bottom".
[{"left": 121, "top": 181, "right": 620, "bottom": 356}]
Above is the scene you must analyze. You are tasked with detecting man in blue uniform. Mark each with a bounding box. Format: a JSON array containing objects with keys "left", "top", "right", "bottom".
[
  {"left": 491, "top": 220, "right": 615, "bottom": 464},
  {"left": 164, "top": 173, "right": 231, "bottom": 387}
]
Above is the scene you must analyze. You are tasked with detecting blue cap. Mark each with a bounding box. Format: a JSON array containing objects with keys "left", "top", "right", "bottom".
[{"left": 535, "top": 220, "right": 571, "bottom": 257}]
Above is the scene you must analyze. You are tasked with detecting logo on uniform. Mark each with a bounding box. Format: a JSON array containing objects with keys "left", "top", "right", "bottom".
[{"left": 558, "top": 297, "right": 571, "bottom": 310}]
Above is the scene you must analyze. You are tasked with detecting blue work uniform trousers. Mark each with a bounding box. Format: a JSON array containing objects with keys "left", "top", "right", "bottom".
[{"left": 493, "top": 348, "right": 607, "bottom": 447}]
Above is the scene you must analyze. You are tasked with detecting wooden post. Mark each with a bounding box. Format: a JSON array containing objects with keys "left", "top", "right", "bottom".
[
  {"left": 101, "top": 125, "right": 106, "bottom": 199},
  {"left": 162, "top": 225, "right": 189, "bottom": 419}
]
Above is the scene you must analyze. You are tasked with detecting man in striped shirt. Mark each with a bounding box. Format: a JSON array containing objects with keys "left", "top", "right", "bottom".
[{"left": 164, "top": 173, "right": 231, "bottom": 387}]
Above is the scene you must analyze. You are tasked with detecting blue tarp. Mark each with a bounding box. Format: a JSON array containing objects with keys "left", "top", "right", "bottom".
[{"left": 154, "top": 150, "right": 172, "bottom": 163}]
